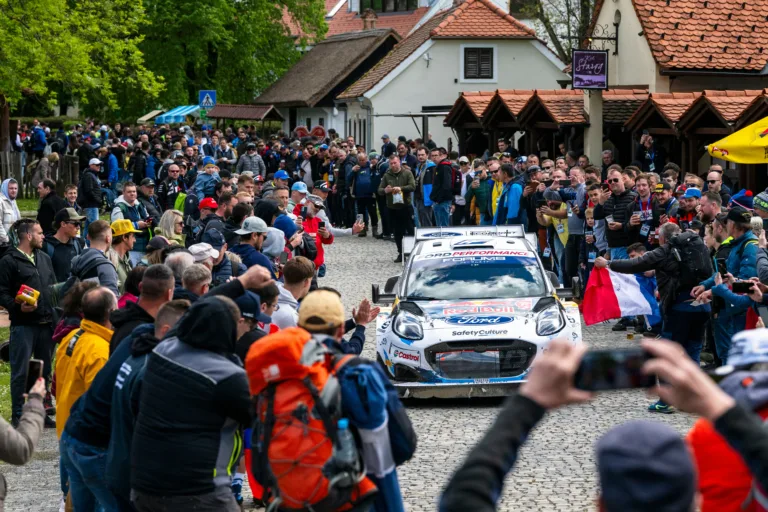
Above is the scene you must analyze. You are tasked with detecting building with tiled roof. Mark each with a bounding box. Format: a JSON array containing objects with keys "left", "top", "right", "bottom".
[
  {"left": 589, "top": 0, "right": 768, "bottom": 92},
  {"left": 335, "top": 0, "right": 566, "bottom": 150}
]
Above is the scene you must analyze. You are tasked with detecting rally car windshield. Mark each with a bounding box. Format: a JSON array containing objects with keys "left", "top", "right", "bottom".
[{"left": 405, "top": 254, "right": 546, "bottom": 300}]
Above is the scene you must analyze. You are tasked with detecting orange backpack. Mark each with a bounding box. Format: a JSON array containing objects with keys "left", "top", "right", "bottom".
[{"left": 245, "top": 327, "right": 378, "bottom": 511}]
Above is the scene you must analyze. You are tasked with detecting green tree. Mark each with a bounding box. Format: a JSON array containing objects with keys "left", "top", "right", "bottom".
[
  {"left": 0, "top": 0, "right": 161, "bottom": 147},
  {"left": 126, "top": 0, "right": 326, "bottom": 117}
]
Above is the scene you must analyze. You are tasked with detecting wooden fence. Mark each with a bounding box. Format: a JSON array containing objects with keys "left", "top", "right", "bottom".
[{"left": 0, "top": 152, "right": 79, "bottom": 199}]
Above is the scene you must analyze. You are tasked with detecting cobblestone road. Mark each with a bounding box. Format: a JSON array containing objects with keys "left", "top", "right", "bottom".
[{"left": 1, "top": 234, "right": 696, "bottom": 511}]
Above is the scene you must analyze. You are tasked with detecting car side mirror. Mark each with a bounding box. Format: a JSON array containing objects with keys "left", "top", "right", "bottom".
[
  {"left": 384, "top": 275, "right": 400, "bottom": 294},
  {"left": 372, "top": 284, "right": 395, "bottom": 305},
  {"left": 546, "top": 271, "right": 560, "bottom": 289}
]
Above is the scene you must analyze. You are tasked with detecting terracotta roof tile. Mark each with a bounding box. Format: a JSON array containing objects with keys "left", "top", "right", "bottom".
[
  {"left": 326, "top": 6, "right": 429, "bottom": 37},
  {"left": 649, "top": 92, "right": 701, "bottom": 122},
  {"left": 603, "top": 89, "right": 649, "bottom": 124},
  {"left": 430, "top": 0, "right": 535, "bottom": 38},
  {"left": 631, "top": 0, "right": 768, "bottom": 71},
  {"left": 444, "top": 91, "right": 495, "bottom": 125},
  {"left": 338, "top": 11, "right": 451, "bottom": 99},
  {"left": 699, "top": 89, "right": 763, "bottom": 121},
  {"left": 536, "top": 90, "right": 587, "bottom": 124},
  {"left": 495, "top": 89, "right": 536, "bottom": 116}
]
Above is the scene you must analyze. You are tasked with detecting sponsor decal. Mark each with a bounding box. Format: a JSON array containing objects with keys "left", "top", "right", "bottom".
[
  {"left": 450, "top": 250, "right": 534, "bottom": 257},
  {"left": 444, "top": 306, "right": 517, "bottom": 315},
  {"left": 377, "top": 320, "right": 391, "bottom": 332},
  {"left": 451, "top": 329, "right": 507, "bottom": 337},
  {"left": 421, "top": 231, "right": 462, "bottom": 238},
  {"left": 453, "top": 239, "right": 491, "bottom": 246},
  {"left": 473, "top": 378, "right": 491, "bottom": 384},
  {"left": 391, "top": 346, "right": 421, "bottom": 363},
  {"left": 444, "top": 316, "right": 513, "bottom": 325},
  {"left": 382, "top": 350, "right": 395, "bottom": 376}
]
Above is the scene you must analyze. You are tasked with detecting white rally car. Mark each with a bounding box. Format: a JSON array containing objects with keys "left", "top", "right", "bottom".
[{"left": 372, "top": 226, "right": 582, "bottom": 399}]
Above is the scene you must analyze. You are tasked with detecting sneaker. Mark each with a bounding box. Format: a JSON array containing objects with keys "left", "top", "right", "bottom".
[
  {"left": 11, "top": 416, "right": 19, "bottom": 429},
  {"left": 231, "top": 477, "right": 243, "bottom": 505},
  {"left": 394, "top": 254, "right": 403, "bottom": 263},
  {"left": 59, "top": 495, "right": 66, "bottom": 512},
  {"left": 648, "top": 402, "right": 675, "bottom": 414},
  {"left": 612, "top": 319, "right": 628, "bottom": 331},
  {"left": 44, "top": 415, "right": 56, "bottom": 428},
  {"left": 357, "top": 231, "right": 367, "bottom": 238}
]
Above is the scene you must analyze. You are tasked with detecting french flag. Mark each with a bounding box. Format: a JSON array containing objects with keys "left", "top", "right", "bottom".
[{"left": 582, "top": 268, "right": 661, "bottom": 326}]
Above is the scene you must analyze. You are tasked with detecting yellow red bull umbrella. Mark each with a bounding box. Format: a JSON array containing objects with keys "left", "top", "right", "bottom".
[{"left": 707, "top": 116, "right": 768, "bottom": 163}]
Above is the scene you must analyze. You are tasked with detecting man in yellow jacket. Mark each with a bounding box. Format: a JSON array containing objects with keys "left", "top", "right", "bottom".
[{"left": 55, "top": 287, "right": 116, "bottom": 438}]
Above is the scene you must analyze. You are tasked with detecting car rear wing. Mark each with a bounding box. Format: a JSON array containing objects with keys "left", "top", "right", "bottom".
[{"left": 403, "top": 225, "right": 537, "bottom": 262}]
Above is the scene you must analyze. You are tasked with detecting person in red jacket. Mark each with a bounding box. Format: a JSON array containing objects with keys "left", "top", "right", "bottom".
[
  {"left": 687, "top": 328, "right": 768, "bottom": 512},
  {"left": 301, "top": 194, "right": 333, "bottom": 268}
]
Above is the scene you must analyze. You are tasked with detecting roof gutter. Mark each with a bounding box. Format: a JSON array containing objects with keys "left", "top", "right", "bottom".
[{"left": 659, "top": 68, "right": 766, "bottom": 77}]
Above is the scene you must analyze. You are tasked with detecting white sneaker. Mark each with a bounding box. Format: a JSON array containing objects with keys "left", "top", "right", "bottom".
[{"left": 59, "top": 495, "right": 66, "bottom": 512}]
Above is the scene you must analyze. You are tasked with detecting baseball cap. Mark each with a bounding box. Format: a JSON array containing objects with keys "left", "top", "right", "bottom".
[
  {"left": 140, "top": 178, "right": 155, "bottom": 187},
  {"left": 755, "top": 192, "right": 768, "bottom": 213},
  {"left": 398, "top": 135, "right": 407, "bottom": 142},
  {"left": 368, "top": 152, "right": 380, "bottom": 160},
  {"left": 543, "top": 189, "right": 561, "bottom": 202},
  {"left": 246, "top": 142, "right": 256, "bottom": 150},
  {"left": 202, "top": 156, "right": 215, "bottom": 166},
  {"left": 313, "top": 181, "right": 330, "bottom": 193},
  {"left": 88, "top": 158, "right": 103, "bottom": 166},
  {"left": 111, "top": 219, "right": 141, "bottom": 237},
  {"left": 201, "top": 228, "right": 226, "bottom": 250},
  {"left": 234, "top": 291, "right": 271, "bottom": 324},
  {"left": 655, "top": 182, "right": 672, "bottom": 192},
  {"left": 459, "top": 156, "right": 469, "bottom": 164},
  {"left": 319, "top": 144, "right": 329, "bottom": 150},
  {"left": 724, "top": 329, "right": 768, "bottom": 369},
  {"left": 682, "top": 187, "right": 701, "bottom": 199},
  {"left": 516, "top": 155, "right": 528, "bottom": 164},
  {"left": 146, "top": 237, "right": 170, "bottom": 252},
  {"left": 597, "top": 420, "right": 695, "bottom": 511},
  {"left": 381, "top": 134, "right": 390, "bottom": 140},
  {"left": 199, "top": 197, "right": 218, "bottom": 211},
  {"left": 306, "top": 194, "right": 325, "bottom": 209},
  {"left": 675, "top": 184, "right": 688, "bottom": 195},
  {"left": 526, "top": 165, "right": 541, "bottom": 174},
  {"left": 235, "top": 216, "right": 269, "bottom": 235},
  {"left": 255, "top": 175, "right": 264, "bottom": 182},
  {"left": 298, "top": 290, "right": 345, "bottom": 332},
  {"left": 274, "top": 170, "right": 290, "bottom": 180},
  {"left": 291, "top": 182, "right": 308, "bottom": 194},
  {"left": 726, "top": 206, "right": 753, "bottom": 224},
  {"left": 54, "top": 208, "right": 85, "bottom": 228},
  {"left": 188, "top": 242, "right": 219, "bottom": 262}
]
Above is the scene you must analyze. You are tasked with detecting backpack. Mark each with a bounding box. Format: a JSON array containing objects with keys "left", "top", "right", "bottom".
[
  {"left": 669, "top": 231, "right": 714, "bottom": 289},
  {"left": 246, "top": 328, "right": 378, "bottom": 511},
  {"left": 449, "top": 162, "right": 462, "bottom": 196}
]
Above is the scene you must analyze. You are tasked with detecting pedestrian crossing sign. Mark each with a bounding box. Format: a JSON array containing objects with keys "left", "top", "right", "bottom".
[{"left": 199, "top": 90, "right": 216, "bottom": 109}]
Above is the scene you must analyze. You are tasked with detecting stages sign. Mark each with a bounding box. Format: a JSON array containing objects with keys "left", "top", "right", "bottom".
[{"left": 571, "top": 50, "right": 608, "bottom": 90}]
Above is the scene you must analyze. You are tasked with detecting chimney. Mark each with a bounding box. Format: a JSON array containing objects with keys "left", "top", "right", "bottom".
[{"left": 361, "top": 8, "right": 378, "bottom": 30}]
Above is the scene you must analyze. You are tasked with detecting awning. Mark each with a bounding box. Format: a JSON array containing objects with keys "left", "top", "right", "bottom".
[
  {"left": 206, "top": 104, "right": 284, "bottom": 121},
  {"left": 154, "top": 105, "right": 200, "bottom": 125},
  {"left": 137, "top": 109, "right": 165, "bottom": 124}
]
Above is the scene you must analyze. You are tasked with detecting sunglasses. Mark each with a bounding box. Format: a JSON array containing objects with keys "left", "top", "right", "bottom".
[
  {"left": 608, "top": 178, "right": 620, "bottom": 183},
  {"left": 490, "top": 170, "right": 499, "bottom": 174},
  {"left": 64, "top": 221, "right": 82, "bottom": 227},
  {"left": 707, "top": 180, "right": 719, "bottom": 184},
  {"left": 542, "top": 165, "right": 553, "bottom": 170}
]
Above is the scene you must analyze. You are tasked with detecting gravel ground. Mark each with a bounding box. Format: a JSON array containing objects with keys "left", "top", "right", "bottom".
[{"left": 0, "top": 234, "right": 697, "bottom": 511}]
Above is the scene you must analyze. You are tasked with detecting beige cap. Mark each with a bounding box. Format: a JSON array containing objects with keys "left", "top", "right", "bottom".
[{"left": 298, "top": 290, "right": 344, "bottom": 332}]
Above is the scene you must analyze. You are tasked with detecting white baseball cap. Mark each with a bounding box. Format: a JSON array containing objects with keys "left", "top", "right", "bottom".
[
  {"left": 88, "top": 158, "right": 103, "bottom": 166},
  {"left": 188, "top": 243, "right": 219, "bottom": 262}
]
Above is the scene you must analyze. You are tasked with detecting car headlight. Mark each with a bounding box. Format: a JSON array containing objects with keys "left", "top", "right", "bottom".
[
  {"left": 392, "top": 310, "right": 423, "bottom": 340},
  {"left": 536, "top": 304, "right": 565, "bottom": 336}
]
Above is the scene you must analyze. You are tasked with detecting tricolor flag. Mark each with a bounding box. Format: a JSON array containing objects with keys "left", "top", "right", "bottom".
[{"left": 583, "top": 267, "right": 661, "bottom": 326}]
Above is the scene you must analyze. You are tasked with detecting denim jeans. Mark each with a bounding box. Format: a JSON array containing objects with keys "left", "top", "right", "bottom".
[
  {"left": 480, "top": 213, "right": 493, "bottom": 226},
  {"left": 553, "top": 236, "right": 565, "bottom": 285},
  {"left": 10, "top": 324, "right": 53, "bottom": 419},
  {"left": 60, "top": 430, "right": 119, "bottom": 512},
  {"left": 665, "top": 310, "right": 709, "bottom": 364},
  {"left": 713, "top": 314, "right": 733, "bottom": 364},
  {"left": 433, "top": 201, "right": 452, "bottom": 227},
  {"left": 84, "top": 208, "right": 100, "bottom": 243}
]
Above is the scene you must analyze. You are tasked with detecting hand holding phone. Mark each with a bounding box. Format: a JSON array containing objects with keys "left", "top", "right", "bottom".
[
  {"left": 732, "top": 281, "right": 754, "bottom": 294},
  {"left": 318, "top": 221, "right": 326, "bottom": 229},
  {"left": 716, "top": 258, "right": 727, "bottom": 276},
  {"left": 279, "top": 252, "right": 288, "bottom": 265},
  {"left": 26, "top": 359, "right": 43, "bottom": 396},
  {"left": 574, "top": 348, "right": 655, "bottom": 391}
]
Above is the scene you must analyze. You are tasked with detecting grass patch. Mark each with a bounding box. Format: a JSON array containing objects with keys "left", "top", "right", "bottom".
[
  {"left": 0, "top": 327, "right": 11, "bottom": 421},
  {"left": 17, "top": 198, "right": 39, "bottom": 214}
]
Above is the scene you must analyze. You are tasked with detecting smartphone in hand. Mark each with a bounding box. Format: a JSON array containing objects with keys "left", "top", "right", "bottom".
[
  {"left": 26, "top": 359, "right": 43, "bottom": 394},
  {"left": 573, "top": 348, "right": 655, "bottom": 391},
  {"left": 279, "top": 252, "right": 288, "bottom": 265},
  {"left": 318, "top": 221, "right": 326, "bottom": 229},
  {"left": 732, "top": 281, "right": 754, "bottom": 294},
  {"left": 716, "top": 258, "right": 727, "bottom": 276}
]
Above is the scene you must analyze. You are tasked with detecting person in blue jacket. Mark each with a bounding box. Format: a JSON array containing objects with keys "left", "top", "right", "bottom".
[
  {"left": 351, "top": 152, "right": 379, "bottom": 237},
  {"left": 493, "top": 164, "right": 533, "bottom": 228},
  {"left": 693, "top": 207, "right": 759, "bottom": 362},
  {"left": 31, "top": 122, "right": 47, "bottom": 159},
  {"left": 229, "top": 216, "right": 278, "bottom": 279}
]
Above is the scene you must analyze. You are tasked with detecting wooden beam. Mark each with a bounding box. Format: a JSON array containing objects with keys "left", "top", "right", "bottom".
[
  {"left": 647, "top": 128, "right": 676, "bottom": 136},
  {"left": 533, "top": 121, "right": 559, "bottom": 130},
  {"left": 692, "top": 127, "right": 731, "bottom": 135}
]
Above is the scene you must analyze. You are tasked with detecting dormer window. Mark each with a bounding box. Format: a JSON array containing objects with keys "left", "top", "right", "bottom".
[{"left": 359, "top": 0, "right": 418, "bottom": 13}]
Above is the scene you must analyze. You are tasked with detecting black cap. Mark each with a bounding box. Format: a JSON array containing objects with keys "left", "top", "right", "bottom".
[
  {"left": 726, "top": 206, "right": 753, "bottom": 224},
  {"left": 246, "top": 142, "right": 256, "bottom": 150},
  {"left": 140, "top": 178, "right": 155, "bottom": 187}
]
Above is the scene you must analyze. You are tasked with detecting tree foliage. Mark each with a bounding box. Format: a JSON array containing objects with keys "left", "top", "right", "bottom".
[
  {"left": 0, "top": 0, "right": 162, "bottom": 113},
  {"left": 118, "top": 0, "right": 327, "bottom": 118}
]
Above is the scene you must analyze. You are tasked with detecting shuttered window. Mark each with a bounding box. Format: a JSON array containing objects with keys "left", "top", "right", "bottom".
[
  {"left": 464, "top": 48, "right": 493, "bottom": 79},
  {"left": 360, "top": 0, "right": 417, "bottom": 12}
]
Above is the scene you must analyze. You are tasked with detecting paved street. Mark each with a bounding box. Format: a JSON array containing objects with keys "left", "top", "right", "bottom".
[{"left": 0, "top": 234, "right": 697, "bottom": 511}]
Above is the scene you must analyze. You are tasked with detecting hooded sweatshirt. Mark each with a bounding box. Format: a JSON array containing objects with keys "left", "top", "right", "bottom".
[
  {"left": 0, "top": 179, "right": 20, "bottom": 245},
  {"left": 229, "top": 243, "right": 277, "bottom": 279},
  {"left": 131, "top": 297, "right": 251, "bottom": 496},
  {"left": 262, "top": 227, "right": 285, "bottom": 260},
  {"left": 271, "top": 282, "right": 300, "bottom": 329},
  {"left": 109, "top": 301, "right": 155, "bottom": 355},
  {"left": 70, "top": 248, "right": 119, "bottom": 297}
]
